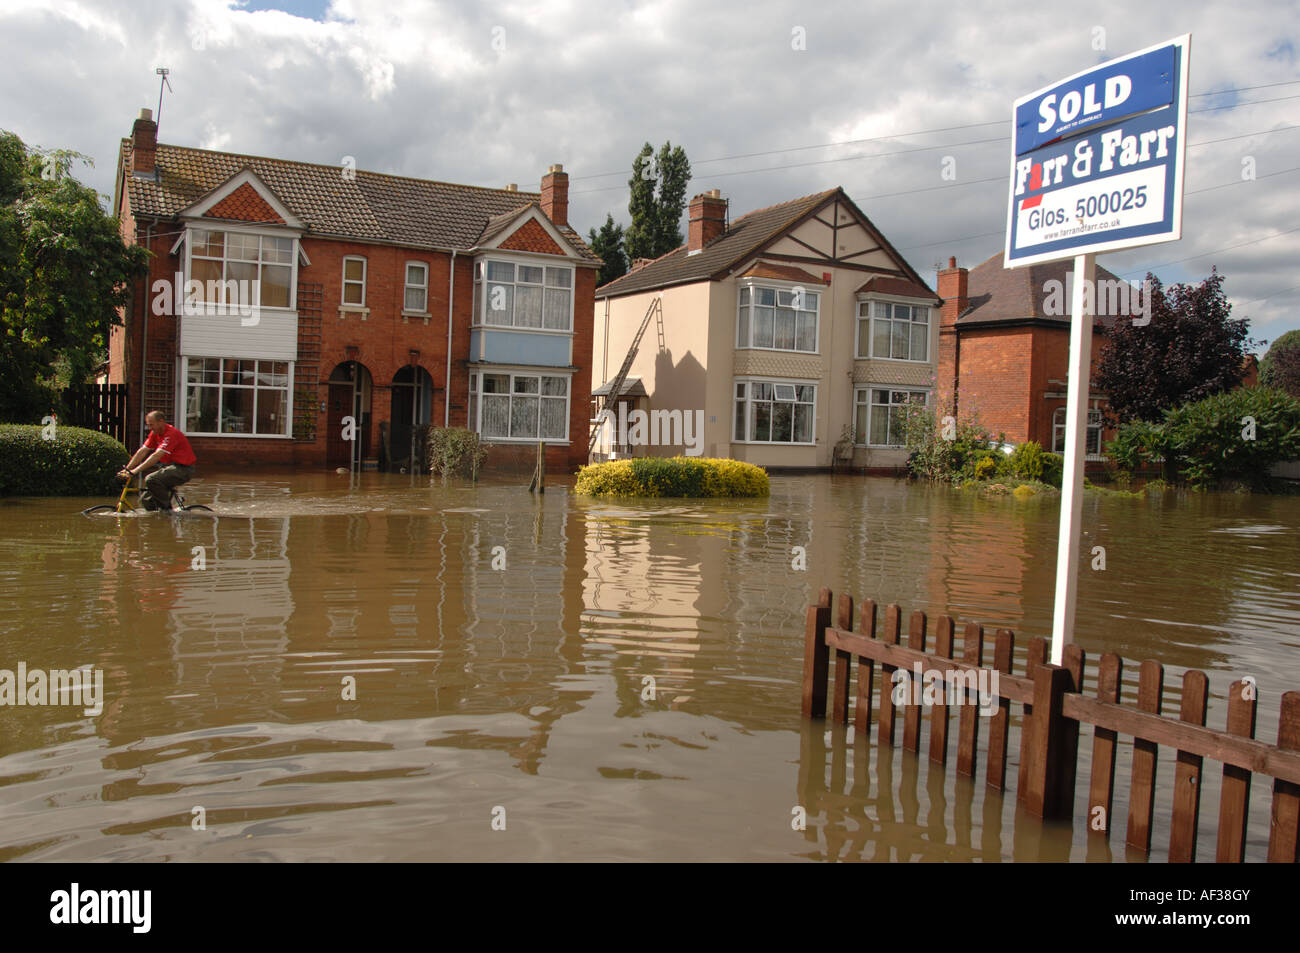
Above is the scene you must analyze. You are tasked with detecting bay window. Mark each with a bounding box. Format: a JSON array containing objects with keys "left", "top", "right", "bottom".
[
  {"left": 737, "top": 284, "right": 819, "bottom": 352},
  {"left": 474, "top": 259, "right": 573, "bottom": 330},
  {"left": 189, "top": 228, "right": 294, "bottom": 310},
  {"left": 184, "top": 358, "right": 292, "bottom": 436},
  {"left": 856, "top": 388, "right": 926, "bottom": 447},
  {"left": 733, "top": 379, "right": 816, "bottom": 443},
  {"left": 857, "top": 300, "right": 929, "bottom": 361},
  {"left": 469, "top": 371, "right": 570, "bottom": 440}
]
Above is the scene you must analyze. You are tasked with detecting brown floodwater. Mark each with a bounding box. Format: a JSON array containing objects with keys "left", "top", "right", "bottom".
[{"left": 1, "top": 471, "right": 1297, "bottom": 862}]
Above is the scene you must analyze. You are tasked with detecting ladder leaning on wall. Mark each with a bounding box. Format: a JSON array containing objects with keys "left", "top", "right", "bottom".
[{"left": 587, "top": 296, "right": 663, "bottom": 458}]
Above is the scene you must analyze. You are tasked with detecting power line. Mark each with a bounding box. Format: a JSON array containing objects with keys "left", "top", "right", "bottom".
[
  {"left": 572, "top": 82, "right": 1300, "bottom": 185},
  {"left": 572, "top": 120, "right": 1300, "bottom": 197},
  {"left": 1117, "top": 225, "right": 1300, "bottom": 276},
  {"left": 1236, "top": 284, "right": 1300, "bottom": 306}
]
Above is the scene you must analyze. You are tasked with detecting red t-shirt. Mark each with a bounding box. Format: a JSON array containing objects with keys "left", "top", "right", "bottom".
[{"left": 143, "top": 424, "right": 197, "bottom": 466}]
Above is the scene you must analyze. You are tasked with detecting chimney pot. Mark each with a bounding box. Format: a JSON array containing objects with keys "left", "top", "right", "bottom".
[
  {"left": 948, "top": 256, "right": 956, "bottom": 268},
  {"left": 506, "top": 183, "right": 517, "bottom": 192}
]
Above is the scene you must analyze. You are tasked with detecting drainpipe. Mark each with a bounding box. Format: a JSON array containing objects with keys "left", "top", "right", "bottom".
[{"left": 445, "top": 250, "right": 456, "bottom": 426}]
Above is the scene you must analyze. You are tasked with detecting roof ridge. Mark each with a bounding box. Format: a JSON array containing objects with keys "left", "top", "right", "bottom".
[
  {"left": 152, "top": 140, "right": 542, "bottom": 197},
  {"left": 730, "top": 187, "right": 837, "bottom": 225}
]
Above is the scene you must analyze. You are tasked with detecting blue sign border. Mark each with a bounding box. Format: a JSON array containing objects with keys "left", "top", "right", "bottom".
[{"left": 1005, "top": 35, "right": 1190, "bottom": 268}]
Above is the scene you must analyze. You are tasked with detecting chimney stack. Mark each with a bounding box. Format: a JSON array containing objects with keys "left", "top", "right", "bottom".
[
  {"left": 131, "top": 108, "right": 157, "bottom": 177},
  {"left": 540, "top": 164, "right": 568, "bottom": 226},
  {"left": 936, "top": 256, "right": 970, "bottom": 416},
  {"left": 688, "top": 189, "right": 726, "bottom": 253}
]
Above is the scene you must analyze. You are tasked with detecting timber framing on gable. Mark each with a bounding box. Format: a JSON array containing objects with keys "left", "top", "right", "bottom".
[{"left": 722, "top": 188, "right": 929, "bottom": 288}]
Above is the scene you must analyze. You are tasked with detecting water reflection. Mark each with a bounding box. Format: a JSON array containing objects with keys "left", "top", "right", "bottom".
[{"left": 0, "top": 473, "right": 1295, "bottom": 860}]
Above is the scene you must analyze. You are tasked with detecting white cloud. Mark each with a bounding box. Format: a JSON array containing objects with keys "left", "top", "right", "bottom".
[{"left": 0, "top": 0, "right": 1295, "bottom": 341}]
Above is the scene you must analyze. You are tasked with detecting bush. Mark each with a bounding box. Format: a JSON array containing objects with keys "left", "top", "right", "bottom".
[
  {"left": 0, "top": 424, "right": 129, "bottom": 496},
  {"left": 1001, "top": 441, "right": 1045, "bottom": 481},
  {"left": 973, "top": 454, "right": 998, "bottom": 481},
  {"left": 575, "top": 456, "right": 769, "bottom": 498},
  {"left": 1041, "top": 451, "right": 1063, "bottom": 489},
  {"left": 899, "top": 405, "right": 999, "bottom": 483},
  {"left": 1161, "top": 387, "right": 1300, "bottom": 489},
  {"left": 1106, "top": 419, "right": 1170, "bottom": 472},
  {"left": 425, "top": 426, "right": 488, "bottom": 479}
]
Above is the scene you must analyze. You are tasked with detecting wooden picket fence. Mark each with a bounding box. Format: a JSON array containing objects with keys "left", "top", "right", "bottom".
[{"left": 800, "top": 587, "right": 1300, "bottom": 862}]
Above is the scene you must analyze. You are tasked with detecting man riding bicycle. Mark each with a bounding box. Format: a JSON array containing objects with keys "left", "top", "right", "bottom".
[{"left": 117, "top": 411, "right": 198, "bottom": 511}]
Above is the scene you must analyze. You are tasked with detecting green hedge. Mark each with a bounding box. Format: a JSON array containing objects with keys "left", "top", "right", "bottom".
[
  {"left": 0, "top": 425, "right": 129, "bottom": 496},
  {"left": 575, "top": 456, "right": 770, "bottom": 498}
]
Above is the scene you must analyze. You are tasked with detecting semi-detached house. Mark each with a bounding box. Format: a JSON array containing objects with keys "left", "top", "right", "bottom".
[
  {"left": 109, "top": 108, "right": 600, "bottom": 473},
  {"left": 592, "top": 188, "right": 941, "bottom": 471}
]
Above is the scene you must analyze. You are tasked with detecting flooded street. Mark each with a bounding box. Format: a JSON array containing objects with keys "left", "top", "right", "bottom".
[{"left": 1, "top": 472, "right": 1297, "bottom": 861}]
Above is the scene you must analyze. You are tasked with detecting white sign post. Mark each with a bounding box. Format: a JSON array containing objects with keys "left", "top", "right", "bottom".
[{"left": 1005, "top": 36, "right": 1190, "bottom": 665}]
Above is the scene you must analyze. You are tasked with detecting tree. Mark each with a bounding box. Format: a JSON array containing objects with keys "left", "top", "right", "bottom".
[
  {"left": 624, "top": 141, "right": 691, "bottom": 262},
  {"left": 1260, "top": 329, "right": 1300, "bottom": 397},
  {"left": 587, "top": 213, "right": 627, "bottom": 287},
  {"left": 0, "top": 130, "right": 149, "bottom": 422},
  {"left": 1094, "top": 270, "right": 1254, "bottom": 425}
]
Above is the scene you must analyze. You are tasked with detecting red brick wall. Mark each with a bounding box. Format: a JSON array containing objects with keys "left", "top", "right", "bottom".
[
  {"left": 957, "top": 327, "right": 1035, "bottom": 443},
  {"left": 935, "top": 262, "right": 968, "bottom": 415}
]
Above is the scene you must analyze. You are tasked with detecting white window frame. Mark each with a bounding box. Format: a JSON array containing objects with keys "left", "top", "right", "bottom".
[
  {"left": 184, "top": 225, "right": 298, "bottom": 313},
  {"left": 732, "top": 376, "right": 817, "bottom": 445},
  {"left": 403, "top": 261, "right": 429, "bottom": 313},
  {"left": 468, "top": 369, "right": 571, "bottom": 443},
  {"left": 472, "top": 256, "right": 574, "bottom": 333},
  {"left": 1053, "top": 406, "right": 1104, "bottom": 458},
  {"left": 856, "top": 297, "right": 931, "bottom": 363},
  {"left": 342, "top": 256, "right": 367, "bottom": 307},
  {"left": 855, "top": 387, "right": 928, "bottom": 448},
  {"left": 735, "top": 280, "right": 820, "bottom": 354},
  {"left": 181, "top": 356, "right": 295, "bottom": 438}
]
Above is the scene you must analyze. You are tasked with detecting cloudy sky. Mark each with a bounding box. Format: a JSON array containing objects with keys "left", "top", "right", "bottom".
[{"left": 2, "top": 0, "right": 1297, "bottom": 348}]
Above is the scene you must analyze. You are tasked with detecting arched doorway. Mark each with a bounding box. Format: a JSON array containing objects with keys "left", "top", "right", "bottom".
[
  {"left": 388, "top": 365, "right": 434, "bottom": 472},
  {"left": 327, "top": 361, "right": 373, "bottom": 467}
]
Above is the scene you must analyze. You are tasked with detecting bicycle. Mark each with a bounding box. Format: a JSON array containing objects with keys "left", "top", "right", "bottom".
[{"left": 81, "top": 471, "right": 214, "bottom": 516}]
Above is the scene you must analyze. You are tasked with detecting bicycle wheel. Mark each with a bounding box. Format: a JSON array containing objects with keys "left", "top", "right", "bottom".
[
  {"left": 179, "top": 504, "right": 214, "bottom": 513},
  {"left": 81, "top": 504, "right": 121, "bottom": 516}
]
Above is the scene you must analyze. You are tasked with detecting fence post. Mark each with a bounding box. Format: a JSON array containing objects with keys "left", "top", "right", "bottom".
[
  {"left": 1023, "top": 664, "right": 1073, "bottom": 819},
  {"left": 800, "top": 589, "right": 833, "bottom": 719},
  {"left": 1268, "top": 691, "right": 1300, "bottom": 862}
]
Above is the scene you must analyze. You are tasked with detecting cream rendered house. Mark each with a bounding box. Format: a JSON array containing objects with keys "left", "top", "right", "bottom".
[{"left": 591, "top": 188, "right": 940, "bottom": 470}]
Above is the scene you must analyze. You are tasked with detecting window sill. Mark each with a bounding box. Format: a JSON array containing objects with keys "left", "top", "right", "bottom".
[
  {"left": 860, "top": 356, "right": 932, "bottom": 364},
  {"left": 475, "top": 437, "right": 571, "bottom": 445},
  {"left": 187, "top": 432, "right": 293, "bottom": 440},
  {"left": 735, "top": 346, "right": 821, "bottom": 356},
  {"left": 401, "top": 310, "right": 432, "bottom": 325},
  {"left": 476, "top": 324, "right": 574, "bottom": 335},
  {"left": 338, "top": 305, "right": 370, "bottom": 320}
]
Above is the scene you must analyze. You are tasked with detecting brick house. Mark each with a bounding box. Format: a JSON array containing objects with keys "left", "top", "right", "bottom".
[
  {"left": 592, "top": 188, "right": 941, "bottom": 471},
  {"left": 935, "top": 251, "right": 1145, "bottom": 460},
  {"left": 109, "top": 108, "right": 600, "bottom": 473}
]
